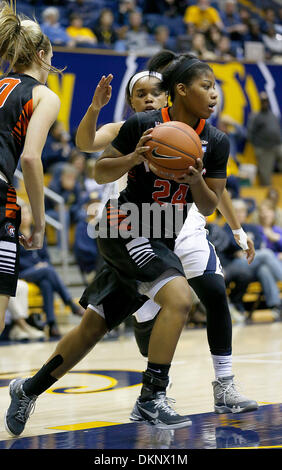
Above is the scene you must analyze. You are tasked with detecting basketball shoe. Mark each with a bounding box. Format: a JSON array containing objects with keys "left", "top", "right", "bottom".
[
  {"left": 130, "top": 391, "right": 192, "bottom": 429},
  {"left": 212, "top": 375, "right": 258, "bottom": 414},
  {"left": 4, "top": 378, "right": 37, "bottom": 436}
]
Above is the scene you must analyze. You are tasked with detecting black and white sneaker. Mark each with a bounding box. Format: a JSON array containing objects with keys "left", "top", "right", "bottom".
[{"left": 130, "top": 391, "right": 192, "bottom": 429}]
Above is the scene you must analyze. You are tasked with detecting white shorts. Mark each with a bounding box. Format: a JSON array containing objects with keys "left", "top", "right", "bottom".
[
  {"left": 89, "top": 268, "right": 181, "bottom": 320},
  {"left": 134, "top": 204, "right": 223, "bottom": 323}
]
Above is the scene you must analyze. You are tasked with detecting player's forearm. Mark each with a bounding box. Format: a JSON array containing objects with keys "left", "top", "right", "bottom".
[
  {"left": 190, "top": 177, "right": 219, "bottom": 216},
  {"left": 217, "top": 188, "right": 241, "bottom": 230},
  {"left": 76, "top": 105, "right": 100, "bottom": 152},
  {"left": 94, "top": 153, "right": 136, "bottom": 184},
  {"left": 21, "top": 155, "right": 45, "bottom": 229}
]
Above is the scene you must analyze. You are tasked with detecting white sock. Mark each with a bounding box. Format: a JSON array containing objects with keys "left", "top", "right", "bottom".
[{"left": 211, "top": 354, "right": 233, "bottom": 379}]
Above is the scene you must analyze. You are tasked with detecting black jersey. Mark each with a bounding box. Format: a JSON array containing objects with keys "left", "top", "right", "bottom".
[
  {"left": 0, "top": 72, "right": 41, "bottom": 184},
  {"left": 108, "top": 107, "right": 229, "bottom": 239}
]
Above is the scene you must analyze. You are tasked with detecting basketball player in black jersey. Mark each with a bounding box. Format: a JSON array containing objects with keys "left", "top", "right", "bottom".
[
  {"left": 0, "top": 2, "right": 60, "bottom": 335},
  {"left": 5, "top": 52, "right": 241, "bottom": 434}
]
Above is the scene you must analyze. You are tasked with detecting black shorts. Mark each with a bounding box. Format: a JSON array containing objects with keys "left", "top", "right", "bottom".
[
  {"left": 79, "top": 235, "right": 185, "bottom": 330},
  {"left": 0, "top": 180, "right": 21, "bottom": 297}
]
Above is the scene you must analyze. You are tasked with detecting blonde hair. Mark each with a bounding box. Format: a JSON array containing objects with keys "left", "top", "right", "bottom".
[{"left": 0, "top": 1, "right": 61, "bottom": 75}]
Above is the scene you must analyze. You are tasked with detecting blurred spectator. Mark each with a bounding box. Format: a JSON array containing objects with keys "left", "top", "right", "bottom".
[
  {"left": 206, "top": 23, "right": 222, "bottom": 50},
  {"left": 74, "top": 192, "right": 101, "bottom": 284},
  {"left": 45, "top": 163, "right": 84, "bottom": 246},
  {"left": 143, "top": 0, "right": 187, "bottom": 17},
  {"left": 251, "top": 188, "right": 282, "bottom": 227},
  {"left": 247, "top": 91, "right": 282, "bottom": 186},
  {"left": 84, "top": 159, "right": 106, "bottom": 198},
  {"left": 66, "top": 13, "right": 97, "bottom": 47},
  {"left": 148, "top": 25, "right": 177, "bottom": 54},
  {"left": 184, "top": 0, "right": 224, "bottom": 34},
  {"left": 238, "top": 7, "right": 252, "bottom": 32},
  {"left": 190, "top": 32, "right": 217, "bottom": 60},
  {"left": 93, "top": 9, "right": 118, "bottom": 48},
  {"left": 258, "top": 199, "right": 282, "bottom": 261},
  {"left": 68, "top": 148, "right": 87, "bottom": 188},
  {"left": 117, "top": 0, "right": 140, "bottom": 27},
  {"left": 217, "top": 114, "right": 247, "bottom": 199},
  {"left": 19, "top": 204, "right": 84, "bottom": 338},
  {"left": 41, "top": 6, "right": 76, "bottom": 47},
  {"left": 222, "top": 199, "right": 282, "bottom": 318},
  {"left": 260, "top": 7, "right": 277, "bottom": 34},
  {"left": 42, "top": 121, "right": 73, "bottom": 173},
  {"left": 123, "top": 10, "right": 150, "bottom": 53},
  {"left": 262, "top": 25, "right": 282, "bottom": 61},
  {"left": 215, "top": 34, "right": 236, "bottom": 61},
  {"left": 7, "top": 280, "right": 45, "bottom": 341},
  {"left": 67, "top": 0, "right": 97, "bottom": 26},
  {"left": 220, "top": 0, "right": 248, "bottom": 43},
  {"left": 245, "top": 19, "right": 263, "bottom": 43},
  {"left": 176, "top": 22, "right": 196, "bottom": 53}
]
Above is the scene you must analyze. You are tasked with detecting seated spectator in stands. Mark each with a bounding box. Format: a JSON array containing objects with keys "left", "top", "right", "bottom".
[
  {"left": 262, "top": 24, "right": 282, "bottom": 62},
  {"left": 66, "top": 13, "right": 97, "bottom": 47},
  {"left": 260, "top": 7, "right": 277, "bottom": 34},
  {"left": 244, "top": 19, "right": 263, "bottom": 43},
  {"left": 238, "top": 7, "right": 252, "bottom": 32},
  {"left": 205, "top": 23, "right": 222, "bottom": 51},
  {"left": 8, "top": 280, "right": 45, "bottom": 341},
  {"left": 251, "top": 188, "right": 282, "bottom": 227},
  {"left": 220, "top": 0, "right": 248, "bottom": 43},
  {"left": 117, "top": 0, "right": 140, "bottom": 27},
  {"left": 215, "top": 34, "right": 236, "bottom": 61},
  {"left": 74, "top": 192, "right": 101, "bottom": 284},
  {"left": 68, "top": 148, "right": 87, "bottom": 189},
  {"left": 42, "top": 121, "right": 74, "bottom": 173},
  {"left": 184, "top": 0, "right": 224, "bottom": 34},
  {"left": 67, "top": 0, "right": 97, "bottom": 26},
  {"left": 45, "top": 163, "right": 84, "bottom": 246},
  {"left": 223, "top": 199, "right": 282, "bottom": 319},
  {"left": 258, "top": 199, "right": 282, "bottom": 261},
  {"left": 190, "top": 32, "right": 217, "bottom": 60},
  {"left": 41, "top": 6, "right": 76, "bottom": 47},
  {"left": 148, "top": 25, "right": 177, "bottom": 54},
  {"left": 123, "top": 10, "right": 150, "bottom": 53},
  {"left": 93, "top": 9, "right": 118, "bottom": 48},
  {"left": 19, "top": 204, "right": 84, "bottom": 338},
  {"left": 217, "top": 114, "right": 247, "bottom": 199},
  {"left": 247, "top": 91, "right": 282, "bottom": 186},
  {"left": 176, "top": 22, "right": 196, "bottom": 53},
  {"left": 143, "top": 0, "right": 187, "bottom": 17}
]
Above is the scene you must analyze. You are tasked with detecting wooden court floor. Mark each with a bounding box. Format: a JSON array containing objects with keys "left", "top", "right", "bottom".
[{"left": 0, "top": 320, "right": 282, "bottom": 451}]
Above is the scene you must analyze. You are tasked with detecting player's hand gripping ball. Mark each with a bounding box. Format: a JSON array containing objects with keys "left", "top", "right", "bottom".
[{"left": 146, "top": 121, "right": 203, "bottom": 180}]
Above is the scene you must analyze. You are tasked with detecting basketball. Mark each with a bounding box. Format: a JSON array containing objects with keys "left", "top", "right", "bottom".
[{"left": 146, "top": 121, "right": 203, "bottom": 179}]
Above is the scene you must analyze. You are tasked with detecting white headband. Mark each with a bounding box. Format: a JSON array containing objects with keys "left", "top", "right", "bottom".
[{"left": 129, "top": 71, "right": 163, "bottom": 96}]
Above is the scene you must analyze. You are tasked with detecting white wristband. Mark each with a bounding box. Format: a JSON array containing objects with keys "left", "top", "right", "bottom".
[{"left": 232, "top": 228, "right": 248, "bottom": 251}]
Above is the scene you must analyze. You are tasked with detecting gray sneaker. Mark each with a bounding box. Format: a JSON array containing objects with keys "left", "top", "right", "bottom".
[
  {"left": 130, "top": 391, "right": 192, "bottom": 429},
  {"left": 4, "top": 378, "right": 37, "bottom": 437},
  {"left": 212, "top": 375, "right": 258, "bottom": 414}
]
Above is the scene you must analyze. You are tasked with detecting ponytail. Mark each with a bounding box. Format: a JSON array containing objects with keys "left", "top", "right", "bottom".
[
  {"left": 147, "top": 49, "right": 212, "bottom": 102},
  {"left": 0, "top": 1, "right": 62, "bottom": 75}
]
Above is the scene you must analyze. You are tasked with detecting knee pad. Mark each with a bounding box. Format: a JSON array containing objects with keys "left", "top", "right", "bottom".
[{"left": 133, "top": 316, "right": 157, "bottom": 357}]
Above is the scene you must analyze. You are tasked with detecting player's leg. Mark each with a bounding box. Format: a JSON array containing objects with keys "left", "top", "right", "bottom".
[
  {"left": 130, "top": 273, "right": 193, "bottom": 428},
  {"left": 0, "top": 295, "right": 9, "bottom": 334},
  {"left": 5, "top": 307, "right": 108, "bottom": 436}
]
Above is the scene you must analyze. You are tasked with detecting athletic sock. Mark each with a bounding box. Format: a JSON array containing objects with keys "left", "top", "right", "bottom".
[
  {"left": 23, "top": 355, "right": 63, "bottom": 397},
  {"left": 211, "top": 354, "right": 233, "bottom": 379},
  {"left": 140, "top": 362, "right": 171, "bottom": 401}
]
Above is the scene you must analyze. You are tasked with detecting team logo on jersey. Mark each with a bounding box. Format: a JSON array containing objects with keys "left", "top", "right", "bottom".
[
  {"left": 201, "top": 140, "right": 208, "bottom": 154},
  {"left": 5, "top": 223, "right": 15, "bottom": 238},
  {"left": 152, "top": 148, "right": 182, "bottom": 160}
]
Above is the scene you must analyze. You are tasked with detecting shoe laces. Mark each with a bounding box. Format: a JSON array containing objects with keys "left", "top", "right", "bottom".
[
  {"left": 216, "top": 379, "right": 244, "bottom": 404},
  {"left": 154, "top": 393, "right": 178, "bottom": 416},
  {"left": 15, "top": 391, "right": 36, "bottom": 424}
]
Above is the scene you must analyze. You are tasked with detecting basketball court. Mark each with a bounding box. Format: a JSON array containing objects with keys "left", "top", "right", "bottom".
[{"left": 0, "top": 319, "right": 282, "bottom": 452}]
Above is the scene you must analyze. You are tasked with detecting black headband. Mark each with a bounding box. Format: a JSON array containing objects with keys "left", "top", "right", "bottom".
[{"left": 173, "top": 58, "right": 202, "bottom": 84}]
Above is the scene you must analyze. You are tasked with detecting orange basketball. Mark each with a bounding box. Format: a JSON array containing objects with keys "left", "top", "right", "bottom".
[{"left": 146, "top": 121, "right": 203, "bottom": 179}]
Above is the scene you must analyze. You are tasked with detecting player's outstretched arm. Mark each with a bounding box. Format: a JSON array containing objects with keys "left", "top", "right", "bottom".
[{"left": 76, "top": 75, "right": 121, "bottom": 152}]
